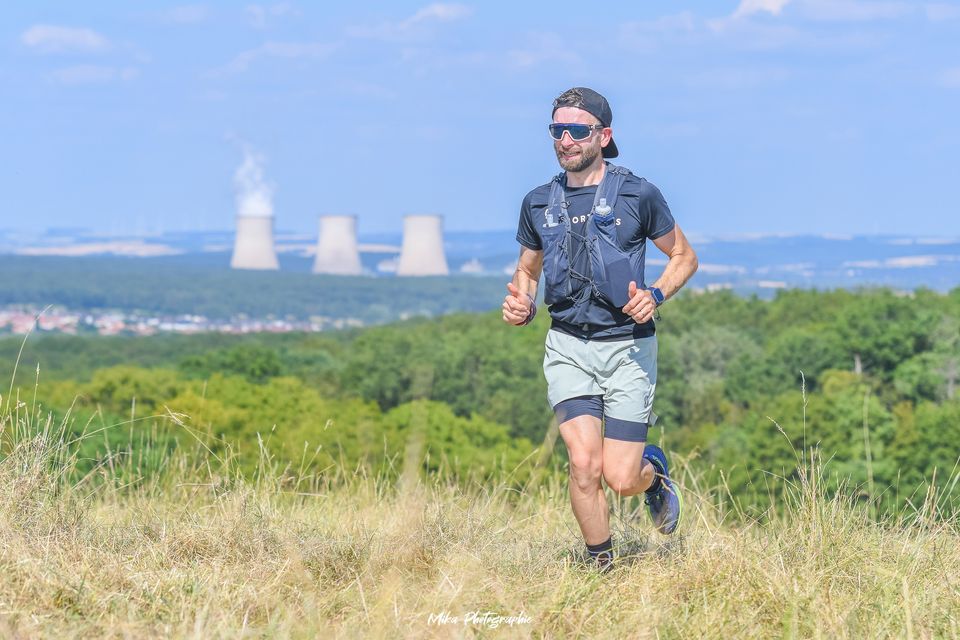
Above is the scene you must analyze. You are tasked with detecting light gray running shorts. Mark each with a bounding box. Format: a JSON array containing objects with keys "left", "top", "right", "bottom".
[{"left": 543, "top": 328, "right": 658, "bottom": 442}]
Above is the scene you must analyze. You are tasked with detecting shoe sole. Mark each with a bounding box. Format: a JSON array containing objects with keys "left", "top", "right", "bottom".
[
  {"left": 668, "top": 478, "right": 683, "bottom": 535},
  {"left": 658, "top": 474, "right": 683, "bottom": 536}
]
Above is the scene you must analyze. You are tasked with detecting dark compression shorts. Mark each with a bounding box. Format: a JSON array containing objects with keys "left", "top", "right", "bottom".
[{"left": 553, "top": 395, "right": 650, "bottom": 443}]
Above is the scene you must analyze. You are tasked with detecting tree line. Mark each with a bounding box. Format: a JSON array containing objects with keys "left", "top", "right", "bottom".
[{"left": 2, "top": 286, "right": 958, "bottom": 515}]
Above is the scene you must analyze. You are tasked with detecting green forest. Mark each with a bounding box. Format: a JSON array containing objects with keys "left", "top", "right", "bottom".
[{"left": 2, "top": 286, "right": 959, "bottom": 516}]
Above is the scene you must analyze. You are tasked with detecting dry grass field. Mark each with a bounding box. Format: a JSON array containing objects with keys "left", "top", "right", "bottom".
[{"left": 2, "top": 396, "right": 960, "bottom": 639}]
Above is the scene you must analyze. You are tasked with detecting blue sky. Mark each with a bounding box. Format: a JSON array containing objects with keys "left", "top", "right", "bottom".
[{"left": 3, "top": 1, "right": 959, "bottom": 237}]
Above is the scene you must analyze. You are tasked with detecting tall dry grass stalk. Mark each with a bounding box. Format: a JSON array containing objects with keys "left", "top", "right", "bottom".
[{"left": 2, "top": 382, "right": 960, "bottom": 639}]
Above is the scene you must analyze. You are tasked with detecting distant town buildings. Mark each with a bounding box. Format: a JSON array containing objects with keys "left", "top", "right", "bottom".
[{"left": 0, "top": 306, "right": 365, "bottom": 337}]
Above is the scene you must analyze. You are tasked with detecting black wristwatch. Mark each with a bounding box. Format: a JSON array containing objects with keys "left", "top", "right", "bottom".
[{"left": 649, "top": 287, "right": 665, "bottom": 307}]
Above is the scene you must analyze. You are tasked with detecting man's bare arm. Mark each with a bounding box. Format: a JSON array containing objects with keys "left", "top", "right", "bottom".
[
  {"left": 650, "top": 224, "right": 698, "bottom": 300},
  {"left": 622, "top": 224, "right": 698, "bottom": 323},
  {"left": 513, "top": 246, "right": 543, "bottom": 298},
  {"left": 503, "top": 246, "right": 544, "bottom": 325}
]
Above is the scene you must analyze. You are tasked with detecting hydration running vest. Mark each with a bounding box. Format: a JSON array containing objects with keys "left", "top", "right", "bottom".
[{"left": 540, "top": 164, "right": 643, "bottom": 310}]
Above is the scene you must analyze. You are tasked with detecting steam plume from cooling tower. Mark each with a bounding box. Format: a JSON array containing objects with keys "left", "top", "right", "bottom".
[
  {"left": 396, "top": 214, "right": 449, "bottom": 276},
  {"left": 313, "top": 215, "right": 362, "bottom": 275},
  {"left": 230, "top": 147, "right": 279, "bottom": 270},
  {"left": 234, "top": 147, "right": 273, "bottom": 218}
]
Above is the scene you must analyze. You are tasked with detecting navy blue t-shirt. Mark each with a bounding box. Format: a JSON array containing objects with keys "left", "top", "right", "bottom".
[{"left": 516, "top": 168, "right": 675, "bottom": 340}]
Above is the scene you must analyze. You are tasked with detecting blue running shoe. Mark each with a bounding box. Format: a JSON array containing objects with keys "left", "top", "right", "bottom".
[{"left": 643, "top": 444, "right": 683, "bottom": 535}]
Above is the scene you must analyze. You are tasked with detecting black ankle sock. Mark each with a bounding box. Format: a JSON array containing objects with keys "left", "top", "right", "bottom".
[
  {"left": 586, "top": 537, "right": 613, "bottom": 570},
  {"left": 644, "top": 455, "right": 664, "bottom": 494}
]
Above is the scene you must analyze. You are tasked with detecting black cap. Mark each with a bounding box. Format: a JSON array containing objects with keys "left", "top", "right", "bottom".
[{"left": 552, "top": 87, "right": 619, "bottom": 158}]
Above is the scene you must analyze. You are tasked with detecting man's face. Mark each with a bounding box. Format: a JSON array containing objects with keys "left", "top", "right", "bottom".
[{"left": 552, "top": 106, "right": 610, "bottom": 172}]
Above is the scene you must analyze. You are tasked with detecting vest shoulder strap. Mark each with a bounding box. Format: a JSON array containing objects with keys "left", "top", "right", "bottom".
[
  {"left": 545, "top": 175, "right": 568, "bottom": 229},
  {"left": 598, "top": 163, "right": 631, "bottom": 210}
]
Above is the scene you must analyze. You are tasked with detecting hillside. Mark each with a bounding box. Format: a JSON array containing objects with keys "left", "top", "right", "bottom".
[
  {"left": 1, "top": 422, "right": 957, "bottom": 638},
  {"left": 2, "top": 286, "right": 960, "bottom": 636}
]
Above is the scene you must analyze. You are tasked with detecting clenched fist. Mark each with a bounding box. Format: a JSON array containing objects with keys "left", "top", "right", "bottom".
[
  {"left": 502, "top": 282, "right": 535, "bottom": 326},
  {"left": 622, "top": 281, "right": 656, "bottom": 324}
]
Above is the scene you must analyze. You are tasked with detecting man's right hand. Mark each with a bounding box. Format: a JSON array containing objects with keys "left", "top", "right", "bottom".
[
  {"left": 622, "top": 280, "right": 657, "bottom": 324},
  {"left": 502, "top": 282, "right": 532, "bottom": 325}
]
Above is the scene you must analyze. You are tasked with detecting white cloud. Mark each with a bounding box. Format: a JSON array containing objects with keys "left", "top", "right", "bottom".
[
  {"left": 707, "top": 18, "right": 806, "bottom": 48},
  {"left": 50, "top": 65, "right": 139, "bottom": 85},
  {"left": 705, "top": 11, "right": 887, "bottom": 51},
  {"left": 161, "top": 5, "right": 209, "bottom": 24},
  {"left": 717, "top": 0, "right": 914, "bottom": 26},
  {"left": 245, "top": 3, "right": 297, "bottom": 29},
  {"left": 698, "top": 263, "right": 748, "bottom": 275},
  {"left": 629, "top": 8, "right": 880, "bottom": 52},
  {"left": 939, "top": 67, "right": 960, "bottom": 88},
  {"left": 507, "top": 32, "right": 580, "bottom": 69},
  {"left": 629, "top": 11, "right": 698, "bottom": 32},
  {"left": 888, "top": 256, "right": 942, "bottom": 267},
  {"left": 916, "top": 237, "right": 960, "bottom": 245},
  {"left": 844, "top": 255, "right": 959, "bottom": 269},
  {"left": 627, "top": 0, "right": 906, "bottom": 54},
  {"left": 347, "top": 3, "right": 472, "bottom": 40},
  {"left": 21, "top": 24, "right": 109, "bottom": 53},
  {"left": 709, "top": 1, "right": 794, "bottom": 34},
  {"left": 390, "top": 47, "right": 490, "bottom": 75},
  {"left": 403, "top": 3, "right": 472, "bottom": 27},
  {"left": 619, "top": 12, "right": 698, "bottom": 51},
  {"left": 227, "top": 41, "right": 337, "bottom": 72},
  {"left": 926, "top": 2, "right": 960, "bottom": 21},
  {"left": 799, "top": 0, "right": 913, "bottom": 21},
  {"left": 732, "top": 0, "right": 792, "bottom": 19}
]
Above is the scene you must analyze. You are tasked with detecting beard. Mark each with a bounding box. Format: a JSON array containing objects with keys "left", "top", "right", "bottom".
[{"left": 555, "top": 140, "right": 601, "bottom": 172}]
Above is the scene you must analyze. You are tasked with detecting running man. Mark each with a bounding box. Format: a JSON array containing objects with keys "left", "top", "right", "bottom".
[{"left": 503, "top": 87, "right": 698, "bottom": 570}]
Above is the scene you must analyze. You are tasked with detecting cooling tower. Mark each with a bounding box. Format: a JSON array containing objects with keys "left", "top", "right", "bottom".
[
  {"left": 396, "top": 214, "right": 449, "bottom": 276},
  {"left": 231, "top": 215, "right": 279, "bottom": 270},
  {"left": 313, "top": 215, "right": 362, "bottom": 275}
]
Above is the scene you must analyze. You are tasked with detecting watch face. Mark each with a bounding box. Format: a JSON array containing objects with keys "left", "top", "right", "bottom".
[{"left": 652, "top": 288, "right": 665, "bottom": 305}]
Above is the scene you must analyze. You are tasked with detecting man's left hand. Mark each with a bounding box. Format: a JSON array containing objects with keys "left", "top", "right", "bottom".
[{"left": 622, "top": 281, "right": 656, "bottom": 324}]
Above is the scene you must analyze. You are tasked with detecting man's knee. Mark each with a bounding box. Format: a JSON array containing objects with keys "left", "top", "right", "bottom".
[
  {"left": 568, "top": 450, "right": 603, "bottom": 493},
  {"left": 603, "top": 464, "right": 641, "bottom": 496}
]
